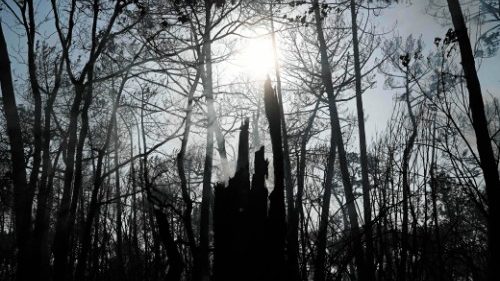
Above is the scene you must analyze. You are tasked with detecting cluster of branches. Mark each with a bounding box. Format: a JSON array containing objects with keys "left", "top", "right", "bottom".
[{"left": 0, "top": 1, "right": 499, "bottom": 281}]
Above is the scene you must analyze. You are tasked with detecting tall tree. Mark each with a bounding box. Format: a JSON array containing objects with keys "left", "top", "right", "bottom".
[
  {"left": 264, "top": 78, "right": 287, "bottom": 281},
  {"left": 312, "top": 1, "right": 371, "bottom": 280},
  {"left": 349, "top": 0, "right": 375, "bottom": 277},
  {"left": 0, "top": 22, "right": 34, "bottom": 281},
  {"left": 268, "top": 5, "right": 298, "bottom": 279},
  {"left": 445, "top": 1, "right": 500, "bottom": 281}
]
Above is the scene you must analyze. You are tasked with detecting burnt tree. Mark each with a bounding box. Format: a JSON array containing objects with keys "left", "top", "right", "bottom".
[{"left": 214, "top": 78, "right": 288, "bottom": 281}]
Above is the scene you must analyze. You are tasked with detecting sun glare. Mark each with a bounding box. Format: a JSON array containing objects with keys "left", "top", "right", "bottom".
[{"left": 237, "top": 37, "right": 276, "bottom": 79}]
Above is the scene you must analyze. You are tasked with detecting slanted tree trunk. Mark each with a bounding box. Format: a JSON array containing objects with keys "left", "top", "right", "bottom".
[
  {"left": 445, "top": 2, "right": 500, "bottom": 281},
  {"left": 312, "top": 2, "right": 369, "bottom": 280}
]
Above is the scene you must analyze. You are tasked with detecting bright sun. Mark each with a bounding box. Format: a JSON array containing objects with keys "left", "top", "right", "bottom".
[{"left": 237, "top": 37, "right": 276, "bottom": 79}]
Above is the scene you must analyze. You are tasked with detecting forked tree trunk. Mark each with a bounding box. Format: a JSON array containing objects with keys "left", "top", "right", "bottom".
[{"left": 32, "top": 75, "right": 60, "bottom": 281}]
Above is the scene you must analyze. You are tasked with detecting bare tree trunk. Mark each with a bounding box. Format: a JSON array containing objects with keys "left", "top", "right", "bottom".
[
  {"left": 177, "top": 71, "right": 201, "bottom": 279},
  {"left": 269, "top": 5, "right": 298, "bottom": 279},
  {"left": 53, "top": 82, "right": 84, "bottom": 281},
  {"left": 200, "top": 44, "right": 214, "bottom": 281},
  {"left": 429, "top": 157, "right": 452, "bottom": 279},
  {"left": 294, "top": 98, "right": 319, "bottom": 280},
  {"left": 400, "top": 69, "right": 417, "bottom": 281},
  {"left": 200, "top": 126, "right": 214, "bottom": 281},
  {"left": 214, "top": 120, "right": 251, "bottom": 281},
  {"left": 349, "top": 1, "right": 375, "bottom": 277},
  {"left": 249, "top": 146, "right": 269, "bottom": 281},
  {"left": 313, "top": 126, "right": 337, "bottom": 281},
  {"left": 0, "top": 22, "right": 34, "bottom": 281},
  {"left": 312, "top": 2, "right": 369, "bottom": 280},
  {"left": 74, "top": 146, "right": 105, "bottom": 281},
  {"left": 198, "top": 2, "right": 222, "bottom": 280},
  {"left": 23, "top": 0, "right": 43, "bottom": 235},
  {"left": 431, "top": 66, "right": 447, "bottom": 281},
  {"left": 74, "top": 76, "right": 125, "bottom": 281},
  {"left": 445, "top": 2, "right": 500, "bottom": 281},
  {"left": 264, "top": 78, "right": 287, "bottom": 281},
  {"left": 123, "top": 116, "right": 140, "bottom": 280},
  {"left": 154, "top": 209, "right": 184, "bottom": 281},
  {"left": 114, "top": 114, "right": 124, "bottom": 279},
  {"left": 32, "top": 83, "right": 59, "bottom": 281}
]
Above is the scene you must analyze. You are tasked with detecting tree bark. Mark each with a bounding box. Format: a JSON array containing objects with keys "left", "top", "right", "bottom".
[
  {"left": 312, "top": 2, "right": 369, "bottom": 280},
  {"left": 446, "top": 2, "right": 500, "bottom": 281},
  {"left": 399, "top": 67, "right": 417, "bottom": 281},
  {"left": 23, "top": 0, "right": 43, "bottom": 234},
  {"left": 53, "top": 82, "right": 84, "bottom": 281},
  {"left": 154, "top": 209, "right": 184, "bottom": 281},
  {"left": 0, "top": 22, "right": 34, "bottom": 281},
  {"left": 74, "top": 75, "right": 125, "bottom": 281},
  {"left": 114, "top": 112, "right": 124, "bottom": 279},
  {"left": 32, "top": 60, "right": 62, "bottom": 281},
  {"left": 213, "top": 120, "right": 251, "bottom": 281},
  {"left": 349, "top": 1, "right": 375, "bottom": 277},
  {"left": 264, "top": 78, "right": 287, "bottom": 281},
  {"left": 269, "top": 5, "right": 298, "bottom": 279},
  {"left": 198, "top": 2, "right": 224, "bottom": 280},
  {"left": 313, "top": 126, "right": 337, "bottom": 281},
  {"left": 177, "top": 70, "right": 201, "bottom": 279}
]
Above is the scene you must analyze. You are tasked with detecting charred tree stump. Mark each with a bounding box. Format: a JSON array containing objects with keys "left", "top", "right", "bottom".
[
  {"left": 263, "top": 78, "right": 287, "bottom": 281},
  {"left": 214, "top": 78, "right": 288, "bottom": 281},
  {"left": 214, "top": 120, "right": 252, "bottom": 281}
]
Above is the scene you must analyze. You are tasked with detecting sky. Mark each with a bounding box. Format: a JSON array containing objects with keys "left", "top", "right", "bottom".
[
  {"left": 1, "top": 0, "right": 499, "bottom": 147},
  {"left": 218, "top": 1, "right": 500, "bottom": 144},
  {"left": 357, "top": 1, "right": 500, "bottom": 141}
]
